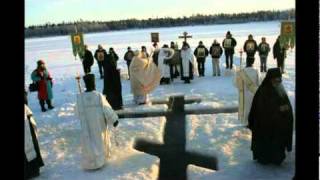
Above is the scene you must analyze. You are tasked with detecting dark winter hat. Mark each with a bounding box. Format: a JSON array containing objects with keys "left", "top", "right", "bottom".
[
  {"left": 226, "top": 31, "right": 231, "bottom": 35},
  {"left": 83, "top": 74, "right": 96, "bottom": 91},
  {"left": 37, "top": 60, "right": 45, "bottom": 66},
  {"left": 199, "top": 41, "right": 203, "bottom": 44},
  {"left": 163, "top": 44, "right": 169, "bottom": 48}
]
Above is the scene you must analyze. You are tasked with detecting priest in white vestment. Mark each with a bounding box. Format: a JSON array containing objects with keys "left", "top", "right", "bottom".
[
  {"left": 129, "top": 51, "right": 161, "bottom": 104},
  {"left": 157, "top": 44, "right": 175, "bottom": 84},
  {"left": 75, "top": 74, "right": 119, "bottom": 170},
  {"left": 180, "top": 42, "right": 198, "bottom": 83},
  {"left": 234, "top": 61, "right": 261, "bottom": 125}
]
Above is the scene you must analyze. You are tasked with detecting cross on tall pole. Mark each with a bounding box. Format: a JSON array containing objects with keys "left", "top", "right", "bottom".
[
  {"left": 116, "top": 95, "right": 238, "bottom": 179},
  {"left": 179, "top": 32, "right": 192, "bottom": 43}
]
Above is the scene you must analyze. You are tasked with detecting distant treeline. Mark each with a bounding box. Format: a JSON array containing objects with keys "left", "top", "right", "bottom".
[{"left": 25, "top": 9, "right": 294, "bottom": 38}]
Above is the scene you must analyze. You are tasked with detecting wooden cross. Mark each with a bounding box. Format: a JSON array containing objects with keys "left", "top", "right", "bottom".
[
  {"left": 179, "top": 32, "right": 192, "bottom": 43},
  {"left": 117, "top": 95, "right": 238, "bottom": 180}
]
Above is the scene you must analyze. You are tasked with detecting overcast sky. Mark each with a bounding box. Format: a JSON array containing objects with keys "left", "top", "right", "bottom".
[{"left": 25, "top": 0, "right": 295, "bottom": 26}]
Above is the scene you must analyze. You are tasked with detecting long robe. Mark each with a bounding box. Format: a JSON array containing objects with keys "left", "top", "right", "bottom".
[
  {"left": 75, "top": 91, "right": 118, "bottom": 170},
  {"left": 157, "top": 48, "right": 175, "bottom": 79},
  {"left": 25, "top": 105, "right": 44, "bottom": 179},
  {"left": 180, "top": 48, "right": 198, "bottom": 80},
  {"left": 248, "top": 80, "right": 293, "bottom": 164},
  {"left": 103, "top": 56, "right": 123, "bottom": 110},
  {"left": 129, "top": 53, "right": 161, "bottom": 103},
  {"left": 234, "top": 67, "right": 260, "bottom": 125}
]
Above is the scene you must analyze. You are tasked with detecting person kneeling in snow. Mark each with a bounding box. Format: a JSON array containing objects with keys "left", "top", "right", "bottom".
[{"left": 75, "top": 74, "right": 119, "bottom": 170}]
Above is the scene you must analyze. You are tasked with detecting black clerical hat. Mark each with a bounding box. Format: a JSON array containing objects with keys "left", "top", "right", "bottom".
[
  {"left": 83, "top": 74, "right": 96, "bottom": 91},
  {"left": 266, "top": 68, "right": 282, "bottom": 79}
]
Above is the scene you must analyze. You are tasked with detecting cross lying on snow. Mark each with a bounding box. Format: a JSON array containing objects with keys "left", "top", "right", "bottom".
[{"left": 116, "top": 95, "right": 238, "bottom": 180}]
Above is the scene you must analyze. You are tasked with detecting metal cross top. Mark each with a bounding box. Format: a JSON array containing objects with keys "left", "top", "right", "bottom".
[
  {"left": 117, "top": 95, "right": 238, "bottom": 180},
  {"left": 179, "top": 32, "right": 192, "bottom": 43}
]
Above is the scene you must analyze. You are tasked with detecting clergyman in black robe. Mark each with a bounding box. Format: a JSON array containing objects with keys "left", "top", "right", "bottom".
[
  {"left": 248, "top": 68, "right": 293, "bottom": 165},
  {"left": 103, "top": 53, "right": 123, "bottom": 110}
]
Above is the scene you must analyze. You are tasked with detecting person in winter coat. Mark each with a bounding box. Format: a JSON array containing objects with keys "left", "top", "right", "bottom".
[
  {"left": 75, "top": 74, "right": 119, "bottom": 170},
  {"left": 194, "top": 41, "right": 209, "bottom": 76},
  {"left": 248, "top": 68, "right": 293, "bottom": 165},
  {"left": 243, "top": 34, "right": 258, "bottom": 67},
  {"left": 94, "top": 44, "right": 107, "bottom": 79},
  {"left": 124, "top": 46, "right": 135, "bottom": 79},
  {"left": 169, "top": 41, "right": 180, "bottom": 79},
  {"left": 25, "top": 102, "right": 44, "bottom": 179},
  {"left": 273, "top": 36, "right": 287, "bottom": 74},
  {"left": 258, "top": 37, "right": 271, "bottom": 73},
  {"left": 81, "top": 45, "right": 94, "bottom": 74},
  {"left": 209, "top": 40, "right": 223, "bottom": 76},
  {"left": 31, "top": 60, "right": 54, "bottom": 112},
  {"left": 222, "top": 31, "right": 237, "bottom": 69}
]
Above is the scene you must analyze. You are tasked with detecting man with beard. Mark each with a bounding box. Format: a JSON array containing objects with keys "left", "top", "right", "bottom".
[
  {"left": 129, "top": 51, "right": 161, "bottom": 105},
  {"left": 180, "top": 42, "right": 198, "bottom": 84},
  {"left": 194, "top": 41, "right": 209, "bottom": 76},
  {"left": 103, "top": 50, "right": 123, "bottom": 110},
  {"left": 75, "top": 74, "right": 119, "bottom": 170},
  {"left": 158, "top": 44, "right": 175, "bottom": 84},
  {"left": 94, "top": 44, "right": 107, "bottom": 79},
  {"left": 248, "top": 68, "right": 293, "bottom": 165}
]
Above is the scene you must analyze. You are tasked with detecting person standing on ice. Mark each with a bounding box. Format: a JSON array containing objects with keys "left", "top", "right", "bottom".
[
  {"left": 108, "top": 47, "right": 119, "bottom": 69},
  {"left": 209, "top": 39, "right": 223, "bottom": 76},
  {"left": 129, "top": 51, "right": 161, "bottom": 105},
  {"left": 81, "top": 45, "right": 94, "bottom": 74},
  {"left": 151, "top": 42, "right": 160, "bottom": 66},
  {"left": 243, "top": 34, "right": 258, "bottom": 67},
  {"left": 75, "top": 74, "right": 119, "bottom": 170},
  {"left": 123, "top": 46, "right": 135, "bottom": 79},
  {"left": 25, "top": 102, "right": 44, "bottom": 179},
  {"left": 180, "top": 42, "right": 198, "bottom": 84},
  {"left": 169, "top": 41, "right": 180, "bottom": 79},
  {"left": 103, "top": 48, "right": 123, "bottom": 110},
  {"left": 258, "top": 37, "right": 270, "bottom": 73},
  {"left": 141, "top": 46, "right": 150, "bottom": 58},
  {"left": 273, "top": 36, "right": 288, "bottom": 74},
  {"left": 158, "top": 44, "right": 175, "bottom": 85},
  {"left": 222, "top": 31, "right": 237, "bottom": 69},
  {"left": 248, "top": 68, "right": 293, "bottom": 165},
  {"left": 234, "top": 60, "right": 261, "bottom": 125},
  {"left": 31, "top": 60, "right": 54, "bottom": 112},
  {"left": 94, "top": 44, "right": 107, "bottom": 79},
  {"left": 194, "top": 41, "right": 209, "bottom": 76}
]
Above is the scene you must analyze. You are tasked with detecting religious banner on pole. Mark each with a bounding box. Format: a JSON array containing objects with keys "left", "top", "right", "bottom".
[
  {"left": 71, "top": 32, "right": 85, "bottom": 59},
  {"left": 151, "top": 32, "right": 159, "bottom": 43},
  {"left": 279, "top": 21, "right": 295, "bottom": 49}
]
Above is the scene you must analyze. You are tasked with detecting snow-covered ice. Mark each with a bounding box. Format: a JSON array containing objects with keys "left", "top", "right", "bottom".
[{"left": 25, "top": 21, "right": 296, "bottom": 180}]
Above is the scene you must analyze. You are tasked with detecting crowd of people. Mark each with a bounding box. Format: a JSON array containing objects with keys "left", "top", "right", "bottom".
[{"left": 25, "top": 30, "right": 293, "bottom": 178}]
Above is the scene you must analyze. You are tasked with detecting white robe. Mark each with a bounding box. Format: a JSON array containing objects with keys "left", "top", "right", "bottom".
[
  {"left": 234, "top": 67, "right": 260, "bottom": 125},
  {"left": 157, "top": 48, "right": 175, "bottom": 78},
  {"left": 75, "top": 91, "right": 118, "bottom": 170},
  {"left": 180, "top": 48, "right": 198, "bottom": 77},
  {"left": 25, "top": 105, "right": 37, "bottom": 162}
]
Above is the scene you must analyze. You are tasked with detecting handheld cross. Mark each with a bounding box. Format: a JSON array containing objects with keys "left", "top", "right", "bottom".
[{"left": 179, "top": 32, "right": 192, "bottom": 43}]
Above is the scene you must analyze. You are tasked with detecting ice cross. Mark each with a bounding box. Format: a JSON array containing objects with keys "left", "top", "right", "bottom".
[
  {"left": 179, "top": 32, "right": 192, "bottom": 43},
  {"left": 117, "top": 95, "right": 238, "bottom": 179}
]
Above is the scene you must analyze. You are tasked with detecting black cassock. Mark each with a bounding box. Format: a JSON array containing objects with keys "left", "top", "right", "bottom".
[
  {"left": 248, "top": 80, "right": 293, "bottom": 165},
  {"left": 103, "top": 55, "right": 123, "bottom": 110},
  {"left": 25, "top": 116, "right": 44, "bottom": 179}
]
